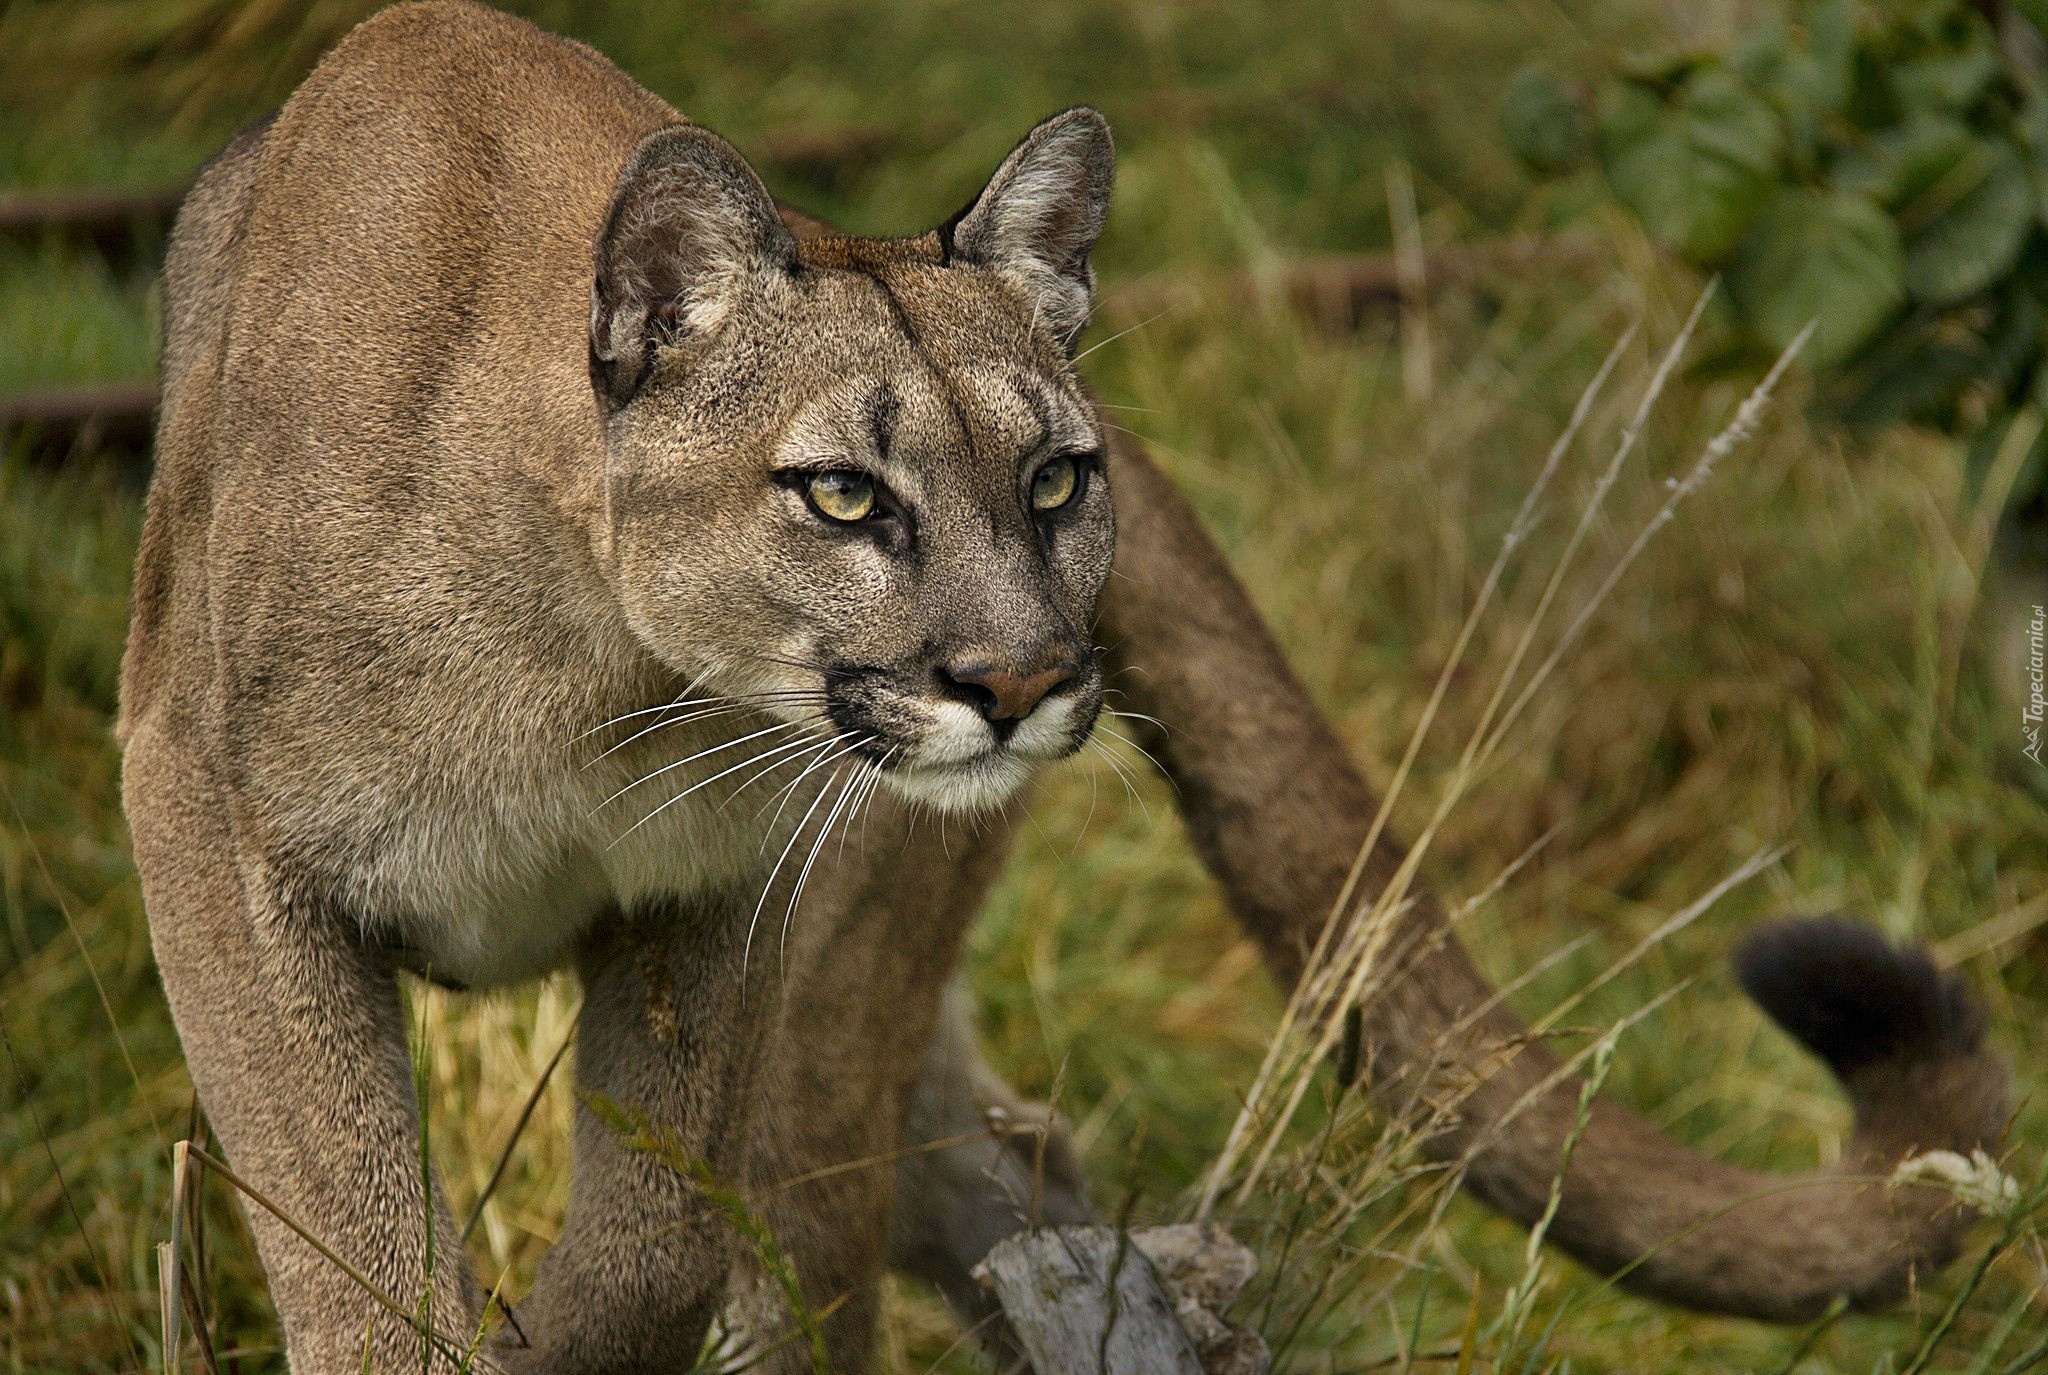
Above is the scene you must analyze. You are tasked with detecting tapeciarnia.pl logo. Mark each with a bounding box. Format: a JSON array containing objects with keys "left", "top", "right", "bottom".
[{"left": 2026, "top": 603, "right": 2045, "bottom": 766}]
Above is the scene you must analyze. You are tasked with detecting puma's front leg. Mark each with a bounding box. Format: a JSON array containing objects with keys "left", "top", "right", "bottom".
[
  {"left": 125, "top": 731, "right": 483, "bottom": 1374},
  {"left": 736, "top": 817, "right": 1037, "bottom": 1373},
  {"left": 498, "top": 895, "right": 769, "bottom": 1374}
]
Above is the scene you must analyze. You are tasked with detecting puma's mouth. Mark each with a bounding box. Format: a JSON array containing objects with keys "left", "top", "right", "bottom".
[
  {"left": 880, "top": 750, "right": 1041, "bottom": 814},
  {"left": 816, "top": 668, "right": 1101, "bottom": 815}
]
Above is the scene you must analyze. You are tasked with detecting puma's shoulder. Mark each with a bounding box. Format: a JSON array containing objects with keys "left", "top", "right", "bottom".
[{"left": 123, "top": 0, "right": 672, "bottom": 756}]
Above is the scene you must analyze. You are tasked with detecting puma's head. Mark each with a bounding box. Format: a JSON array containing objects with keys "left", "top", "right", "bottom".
[{"left": 589, "top": 109, "right": 1115, "bottom": 814}]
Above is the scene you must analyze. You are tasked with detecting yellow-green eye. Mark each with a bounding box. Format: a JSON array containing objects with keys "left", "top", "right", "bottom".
[
  {"left": 807, "top": 471, "right": 877, "bottom": 523},
  {"left": 1031, "top": 455, "right": 1081, "bottom": 511}
]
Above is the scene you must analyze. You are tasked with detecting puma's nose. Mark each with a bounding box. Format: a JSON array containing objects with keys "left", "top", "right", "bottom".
[{"left": 938, "top": 654, "right": 1079, "bottom": 722}]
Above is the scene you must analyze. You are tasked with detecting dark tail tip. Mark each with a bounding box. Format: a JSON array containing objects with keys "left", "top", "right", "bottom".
[{"left": 1734, "top": 916, "right": 1986, "bottom": 1078}]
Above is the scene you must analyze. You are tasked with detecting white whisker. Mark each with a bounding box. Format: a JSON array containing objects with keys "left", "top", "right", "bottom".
[
  {"left": 576, "top": 657, "right": 726, "bottom": 743},
  {"left": 576, "top": 686, "right": 828, "bottom": 754},
  {"left": 851, "top": 747, "right": 898, "bottom": 856},
  {"left": 1094, "top": 724, "right": 1176, "bottom": 791},
  {"left": 1088, "top": 737, "right": 1150, "bottom": 822},
  {"left": 577, "top": 692, "right": 696, "bottom": 743},
  {"left": 718, "top": 731, "right": 837, "bottom": 810},
  {"left": 756, "top": 734, "right": 870, "bottom": 839},
  {"left": 1074, "top": 309, "right": 1167, "bottom": 365},
  {"left": 841, "top": 754, "right": 890, "bottom": 861},
  {"left": 743, "top": 766, "right": 846, "bottom": 985},
  {"left": 778, "top": 765, "right": 868, "bottom": 973},
  {"left": 584, "top": 701, "right": 756, "bottom": 768},
  {"left": 597, "top": 718, "right": 811, "bottom": 811},
  {"left": 1080, "top": 748, "right": 1099, "bottom": 847},
  {"left": 604, "top": 729, "right": 832, "bottom": 847}
]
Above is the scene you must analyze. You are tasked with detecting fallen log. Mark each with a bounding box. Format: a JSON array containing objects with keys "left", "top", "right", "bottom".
[
  {"left": 0, "top": 381, "right": 158, "bottom": 473},
  {"left": 973, "top": 1224, "right": 1268, "bottom": 1375},
  {"left": 1101, "top": 232, "right": 1601, "bottom": 331},
  {"left": 0, "top": 186, "right": 188, "bottom": 256}
]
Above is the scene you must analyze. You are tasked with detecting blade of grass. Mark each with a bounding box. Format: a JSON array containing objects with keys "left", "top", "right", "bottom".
[
  {"left": 461, "top": 1013, "right": 578, "bottom": 1244},
  {"left": 2, "top": 1017, "right": 147, "bottom": 1373},
  {"left": 178, "top": 1144, "right": 500, "bottom": 1373}
]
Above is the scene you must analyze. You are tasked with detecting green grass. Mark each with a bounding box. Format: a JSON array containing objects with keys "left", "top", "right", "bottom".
[{"left": 4, "top": 2, "right": 2047, "bottom": 1372}]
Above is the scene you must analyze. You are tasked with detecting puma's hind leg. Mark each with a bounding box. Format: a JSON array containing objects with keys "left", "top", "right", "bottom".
[
  {"left": 729, "top": 813, "right": 1092, "bottom": 1372},
  {"left": 885, "top": 981, "right": 1094, "bottom": 1321}
]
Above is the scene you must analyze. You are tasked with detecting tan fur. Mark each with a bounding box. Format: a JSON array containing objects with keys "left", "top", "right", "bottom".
[{"left": 123, "top": 4, "right": 2006, "bottom": 1372}]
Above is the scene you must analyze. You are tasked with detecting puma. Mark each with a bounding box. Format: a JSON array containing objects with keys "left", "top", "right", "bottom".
[{"left": 120, "top": 3, "right": 2009, "bottom": 1370}]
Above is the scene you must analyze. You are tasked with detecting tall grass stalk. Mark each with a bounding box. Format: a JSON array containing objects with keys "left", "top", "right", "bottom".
[{"left": 1206, "top": 301, "right": 1810, "bottom": 1227}]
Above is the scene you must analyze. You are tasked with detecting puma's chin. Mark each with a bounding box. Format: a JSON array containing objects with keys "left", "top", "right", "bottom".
[
  {"left": 867, "top": 691, "right": 1098, "bottom": 815},
  {"left": 882, "top": 752, "right": 1036, "bottom": 815}
]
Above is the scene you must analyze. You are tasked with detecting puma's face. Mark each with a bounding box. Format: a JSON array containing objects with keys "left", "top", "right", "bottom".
[{"left": 593, "top": 111, "right": 1116, "bottom": 813}]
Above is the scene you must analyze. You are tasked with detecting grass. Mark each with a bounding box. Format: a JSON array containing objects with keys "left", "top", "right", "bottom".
[{"left": 3, "top": 0, "right": 2047, "bottom": 1371}]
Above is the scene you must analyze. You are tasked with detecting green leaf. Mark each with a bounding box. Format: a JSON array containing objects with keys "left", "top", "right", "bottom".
[
  {"left": 1501, "top": 64, "right": 1591, "bottom": 176},
  {"left": 1732, "top": 20, "right": 1823, "bottom": 165},
  {"left": 1825, "top": 312, "right": 1979, "bottom": 428},
  {"left": 1728, "top": 19, "right": 1792, "bottom": 88},
  {"left": 1904, "top": 139, "right": 2036, "bottom": 305},
  {"left": 1727, "top": 188, "right": 1905, "bottom": 368},
  {"left": 1599, "top": 67, "right": 1782, "bottom": 264},
  {"left": 1831, "top": 115, "right": 1973, "bottom": 207},
  {"left": 1805, "top": 0, "right": 1856, "bottom": 114},
  {"left": 1889, "top": 18, "right": 2002, "bottom": 112}
]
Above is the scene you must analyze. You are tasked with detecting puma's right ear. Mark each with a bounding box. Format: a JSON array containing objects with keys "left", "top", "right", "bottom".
[
  {"left": 943, "top": 108, "right": 1114, "bottom": 351},
  {"left": 590, "top": 125, "right": 797, "bottom": 412}
]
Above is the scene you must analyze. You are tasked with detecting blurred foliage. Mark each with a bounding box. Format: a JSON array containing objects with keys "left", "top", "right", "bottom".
[
  {"left": 0, "top": 0, "right": 1590, "bottom": 267},
  {"left": 1506, "top": 0, "right": 2048, "bottom": 515}
]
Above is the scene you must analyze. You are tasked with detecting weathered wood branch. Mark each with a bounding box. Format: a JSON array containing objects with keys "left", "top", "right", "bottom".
[
  {"left": 974, "top": 1224, "right": 1268, "bottom": 1375},
  {"left": 975, "top": 1226, "right": 1204, "bottom": 1375},
  {"left": 0, "top": 186, "right": 189, "bottom": 255},
  {"left": 1100, "top": 231, "right": 1600, "bottom": 331},
  {"left": 0, "top": 381, "right": 158, "bottom": 470}
]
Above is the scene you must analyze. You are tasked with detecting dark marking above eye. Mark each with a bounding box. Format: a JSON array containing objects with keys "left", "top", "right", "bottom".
[
  {"left": 1010, "top": 373, "right": 1054, "bottom": 454},
  {"left": 854, "top": 267, "right": 978, "bottom": 463},
  {"left": 868, "top": 382, "right": 900, "bottom": 460}
]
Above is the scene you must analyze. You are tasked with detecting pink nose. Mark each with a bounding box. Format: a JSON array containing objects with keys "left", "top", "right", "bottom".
[{"left": 940, "top": 657, "right": 1078, "bottom": 721}]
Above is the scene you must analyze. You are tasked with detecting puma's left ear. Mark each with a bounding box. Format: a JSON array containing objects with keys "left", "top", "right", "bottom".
[
  {"left": 943, "top": 108, "right": 1114, "bottom": 351},
  {"left": 591, "top": 124, "right": 797, "bottom": 412}
]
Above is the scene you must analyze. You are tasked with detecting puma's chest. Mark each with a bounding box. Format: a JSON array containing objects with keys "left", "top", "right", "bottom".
[{"left": 348, "top": 742, "right": 777, "bottom": 989}]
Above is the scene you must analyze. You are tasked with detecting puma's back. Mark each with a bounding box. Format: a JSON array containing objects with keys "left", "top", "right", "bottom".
[{"left": 125, "top": 1, "right": 665, "bottom": 742}]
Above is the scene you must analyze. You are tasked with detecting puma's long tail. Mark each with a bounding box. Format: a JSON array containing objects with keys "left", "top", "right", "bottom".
[{"left": 1100, "top": 433, "right": 2009, "bottom": 1321}]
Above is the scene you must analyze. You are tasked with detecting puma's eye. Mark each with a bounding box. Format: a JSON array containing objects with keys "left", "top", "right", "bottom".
[
  {"left": 1031, "top": 455, "right": 1081, "bottom": 512},
  {"left": 806, "top": 471, "right": 877, "bottom": 523}
]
